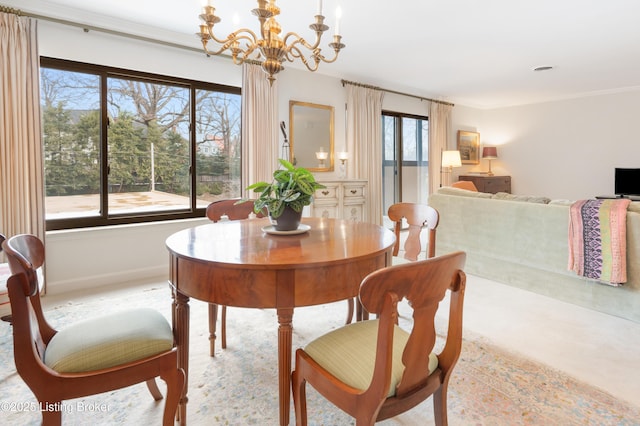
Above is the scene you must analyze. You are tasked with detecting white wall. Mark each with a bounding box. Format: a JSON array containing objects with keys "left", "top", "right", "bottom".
[
  {"left": 45, "top": 218, "right": 208, "bottom": 295},
  {"left": 451, "top": 91, "right": 640, "bottom": 200},
  {"left": 278, "top": 69, "right": 346, "bottom": 180},
  {"left": 38, "top": 21, "right": 242, "bottom": 87},
  {"left": 36, "top": 19, "right": 640, "bottom": 294},
  {"left": 277, "top": 69, "right": 430, "bottom": 179}
]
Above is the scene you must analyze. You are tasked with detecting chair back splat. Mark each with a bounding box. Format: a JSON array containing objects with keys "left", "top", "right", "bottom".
[
  {"left": 388, "top": 203, "right": 439, "bottom": 261},
  {"left": 292, "top": 251, "right": 467, "bottom": 426}
]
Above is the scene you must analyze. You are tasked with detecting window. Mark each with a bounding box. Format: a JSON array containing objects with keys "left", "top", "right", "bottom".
[
  {"left": 40, "top": 58, "right": 241, "bottom": 230},
  {"left": 382, "top": 111, "right": 429, "bottom": 214}
]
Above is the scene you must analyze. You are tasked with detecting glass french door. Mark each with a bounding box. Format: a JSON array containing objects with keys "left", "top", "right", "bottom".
[{"left": 382, "top": 112, "right": 429, "bottom": 221}]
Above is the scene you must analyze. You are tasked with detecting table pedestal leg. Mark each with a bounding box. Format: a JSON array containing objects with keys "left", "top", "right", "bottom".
[
  {"left": 277, "top": 307, "right": 293, "bottom": 426},
  {"left": 173, "top": 289, "right": 190, "bottom": 426}
]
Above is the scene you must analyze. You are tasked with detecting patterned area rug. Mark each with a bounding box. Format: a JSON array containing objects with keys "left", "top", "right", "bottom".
[{"left": 1, "top": 283, "right": 639, "bottom": 425}]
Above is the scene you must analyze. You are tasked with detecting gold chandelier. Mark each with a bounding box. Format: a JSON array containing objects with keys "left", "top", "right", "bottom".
[{"left": 197, "top": 0, "right": 345, "bottom": 85}]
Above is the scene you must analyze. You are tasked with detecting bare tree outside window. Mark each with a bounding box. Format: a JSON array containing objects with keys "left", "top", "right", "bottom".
[{"left": 40, "top": 59, "right": 242, "bottom": 229}]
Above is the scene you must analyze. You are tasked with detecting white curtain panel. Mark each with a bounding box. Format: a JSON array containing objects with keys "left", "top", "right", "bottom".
[
  {"left": 241, "top": 63, "right": 279, "bottom": 196},
  {"left": 346, "top": 85, "right": 384, "bottom": 225},
  {"left": 428, "top": 102, "right": 453, "bottom": 193},
  {"left": 0, "top": 12, "right": 45, "bottom": 242}
]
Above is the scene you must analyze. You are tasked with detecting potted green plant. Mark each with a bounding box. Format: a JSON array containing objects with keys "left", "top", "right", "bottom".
[{"left": 245, "top": 159, "right": 325, "bottom": 231}]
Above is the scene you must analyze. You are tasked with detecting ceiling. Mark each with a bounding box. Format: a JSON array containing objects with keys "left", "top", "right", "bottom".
[{"left": 8, "top": 0, "right": 640, "bottom": 109}]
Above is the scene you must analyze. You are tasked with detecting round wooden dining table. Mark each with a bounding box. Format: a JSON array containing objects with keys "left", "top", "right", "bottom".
[{"left": 165, "top": 217, "right": 395, "bottom": 425}]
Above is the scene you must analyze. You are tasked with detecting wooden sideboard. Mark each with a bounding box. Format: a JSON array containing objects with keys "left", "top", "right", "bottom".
[
  {"left": 310, "top": 179, "right": 368, "bottom": 222},
  {"left": 458, "top": 175, "right": 511, "bottom": 194}
]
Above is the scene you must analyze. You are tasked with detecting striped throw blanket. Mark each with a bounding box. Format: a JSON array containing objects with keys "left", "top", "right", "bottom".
[{"left": 568, "top": 199, "right": 631, "bottom": 286}]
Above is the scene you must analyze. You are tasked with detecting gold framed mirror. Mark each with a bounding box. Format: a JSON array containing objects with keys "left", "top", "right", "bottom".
[{"left": 289, "top": 100, "right": 334, "bottom": 172}]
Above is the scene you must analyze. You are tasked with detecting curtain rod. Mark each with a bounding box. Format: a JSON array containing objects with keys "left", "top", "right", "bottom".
[
  {"left": 0, "top": 5, "right": 21, "bottom": 15},
  {"left": 341, "top": 79, "right": 455, "bottom": 107},
  {"left": 0, "top": 5, "right": 247, "bottom": 62},
  {"left": 1, "top": 5, "right": 450, "bottom": 100},
  {"left": 0, "top": 5, "right": 284, "bottom": 68}
]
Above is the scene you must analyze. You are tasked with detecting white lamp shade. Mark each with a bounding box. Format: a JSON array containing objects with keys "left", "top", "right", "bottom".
[{"left": 442, "top": 150, "right": 462, "bottom": 168}]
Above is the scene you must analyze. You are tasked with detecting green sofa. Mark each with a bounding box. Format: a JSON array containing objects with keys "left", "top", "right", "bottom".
[{"left": 429, "top": 187, "right": 640, "bottom": 323}]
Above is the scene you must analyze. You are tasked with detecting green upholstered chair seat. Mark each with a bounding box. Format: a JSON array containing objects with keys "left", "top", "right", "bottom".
[
  {"left": 44, "top": 308, "right": 174, "bottom": 373},
  {"left": 304, "top": 319, "right": 438, "bottom": 397}
]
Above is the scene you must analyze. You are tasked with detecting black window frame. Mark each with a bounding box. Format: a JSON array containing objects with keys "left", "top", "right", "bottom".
[
  {"left": 382, "top": 110, "right": 429, "bottom": 168},
  {"left": 381, "top": 110, "right": 429, "bottom": 207},
  {"left": 40, "top": 57, "right": 242, "bottom": 231}
]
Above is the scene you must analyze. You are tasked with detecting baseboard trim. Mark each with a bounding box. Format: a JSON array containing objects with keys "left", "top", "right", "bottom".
[{"left": 44, "top": 265, "right": 167, "bottom": 297}]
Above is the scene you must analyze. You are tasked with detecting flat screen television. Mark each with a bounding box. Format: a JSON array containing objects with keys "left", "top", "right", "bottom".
[{"left": 614, "top": 168, "right": 640, "bottom": 196}]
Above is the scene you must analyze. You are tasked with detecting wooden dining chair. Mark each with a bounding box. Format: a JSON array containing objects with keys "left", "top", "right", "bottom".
[
  {"left": 292, "top": 251, "right": 467, "bottom": 426},
  {"left": 388, "top": 203, "right": 439, "bottom": 264},
  {"left": 205, "top": 199, "right": 266, "bottom": 357},
  {"left": 2, "top": 234, "right": 185, "bottom": 426}
]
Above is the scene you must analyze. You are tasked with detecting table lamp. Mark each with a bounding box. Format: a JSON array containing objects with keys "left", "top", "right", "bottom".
[
  {"left": 441, "top": 150, "right": 462, "bottom": 186},
  {"left": 482, "top": 146, "right": 498, "bottom": 176}
]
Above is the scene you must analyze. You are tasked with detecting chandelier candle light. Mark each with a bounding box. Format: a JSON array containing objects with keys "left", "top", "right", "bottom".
[{"left": 197, "top": 0, "right": 346, "bottom": 85}]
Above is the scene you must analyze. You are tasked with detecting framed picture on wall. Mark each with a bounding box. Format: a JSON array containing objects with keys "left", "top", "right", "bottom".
[{"left": 457, "top": 130, "right": 480, "bottom": 164}]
